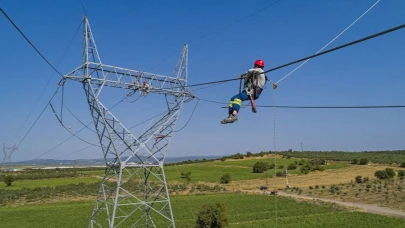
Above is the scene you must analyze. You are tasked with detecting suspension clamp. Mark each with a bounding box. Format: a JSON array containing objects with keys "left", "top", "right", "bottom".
[{"left": 58, "top": 77, "right": 67, "bottom": 86}]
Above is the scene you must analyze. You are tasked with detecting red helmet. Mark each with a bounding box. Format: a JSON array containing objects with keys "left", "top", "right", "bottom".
[{"left": 254, "top": 60, "right": 264, "bottom": 68}]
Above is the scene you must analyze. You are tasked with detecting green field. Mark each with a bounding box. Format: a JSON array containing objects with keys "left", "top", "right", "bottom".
[
  {"left": 81, "top": 157, "right": 348, "bottom": 183},
  {"left": 0, "top": 193, "right": 403, "bottom": 228},
  {"left": 0, "top": 156, "right": 403, "bottom": 227}
]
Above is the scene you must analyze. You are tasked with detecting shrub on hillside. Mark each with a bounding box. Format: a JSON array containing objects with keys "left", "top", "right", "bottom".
[
  {"left": 300, "top": 166, "right": 311, "bottom": 175},
  {"left": 195, "top": 203, "right": 228, "bottom": 228},
  {"left": 374, "top": 168, "right": 395, "bottom": 179},
  {"left": 385, "top": 168, "right": 396, "bottom": 178},
  {"left": 329, "top": 185, "right": 340, "bottom": 194},
  {"left": 298, "top": 159, "right": 307, "bottom": 166},
  {"left": 398, "top": 170, "right": 405, "bottom": 178},
  {"left": 4, "top": 175, "right": 14, "bottom": 187},
  {"left": 180, "top": 171, "right": 191, "bottom": 183},
  {"left": 311, "top": 165, "right": 325, "bottom": 171},
  {"left": 351, "top": 158, "right": 359, "bottom": 164},
  {"left": 310, "top": 159, "right": 327, "bottom": 165},
  {"left": 259, "top": 152, "right": 266, "bottom": 157},
  {"left": 276, "top": 170, "right": 287, "bottom": 177},
  {"left": 231, "top": 153, "right": 244, "bottom": 159},
  {"left": 355, "top": 176, "right": 362, "bottom": 184},
  {"left": 220, "top": 173, "right": 231, "bottom": 184},
  {"left": 375, "top": 170, "right": 388, "bottom": 179},
  {"left": 359, "top": 158, "right": 369, "bottom": 165},
  {"left": 252, "top": 162, "right": 270, "bottom": 173},
  {"left": 287, "top": 163, "right": 297, "bottom": 170}
]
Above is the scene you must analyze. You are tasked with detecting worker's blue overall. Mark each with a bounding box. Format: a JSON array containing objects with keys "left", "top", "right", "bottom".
[{"left": 228, "top": 88, "right": 262, "bottom": 115}]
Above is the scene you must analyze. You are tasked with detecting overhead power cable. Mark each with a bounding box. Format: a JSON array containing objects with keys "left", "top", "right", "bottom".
[
  {"left": 188, "top": 0, "right": 285, "bottom": 44},
  {"left": 34, "top": 95, "right": 137, "bottom": 160},
  {"left": 54, "top": 93, "right": 97, "bottom": 134},
  {"left": 16, "top": 89, "right": 59, "bottom": 148},
  {"left": 52, "top": 145, "right": 93, "bottom": 160},
  {"left": 79, "top": 0, "right": 88, "bottom": 16},
  {"left": 263, "top": 23, "right": 405, "bottom": 76},
  {"left": 174, "top": 99, "right": 200, "bottom": 132},
  {"left": 199, "top": 98, "right": 228, "bottom": 105},
  {"left": 176, "top": 22, "right": 405, "bottom": 89},
  {"left": 128, "top": 110, "right": 169, "bottom": 130},
  {"left": 0, "top": 8, "right": 64, "bottom": 77},
  {"left": 149, "top": 0, "right": 284, "bottom": 71},
  {"left": 255, "top": 105, "right": 405, "bottom": 109},
  {"left": 2, "top": 8, "right": 84, "bottom": 149},
  {"left": 13, "top": 21, "right": 83, "bottom": 140},
  {"left": 200, "top": 98, "right": 405, "bottom": 109},
  {"left": 34, "top": 122, "right": 97, "bottom": 160},
  {"left": 49, "top": 103, "right": 99, "bottom": 146}
]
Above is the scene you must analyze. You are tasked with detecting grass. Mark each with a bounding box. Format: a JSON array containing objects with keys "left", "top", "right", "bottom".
[
  {"left": 81, "top": 156, "right": 348, "bottom": 184},
  {"left": 0, "top": 158, "right": 403, "bottom": 227},
  {"left": 159, "top": 157, "right": 348, "bottom": 183},
  {"left": 0, "top": 177, "right": 100, "bottom": 190},
  {"left": 200, "top": 157, "right": 301, "bottom": 167},
  {"left": 166, "top": 165, "right": 265, "bottom": 182},
  {"left": 0, "top": 193, "right": 403, "bottom": 228}
]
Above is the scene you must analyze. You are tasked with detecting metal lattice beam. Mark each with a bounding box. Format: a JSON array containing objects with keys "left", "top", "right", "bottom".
[
  {"left": 2, "top": 143, "right": 18, "bottom": 168},
  {"left": 62, "top": 17, "right": 193, "bottom": 228}
]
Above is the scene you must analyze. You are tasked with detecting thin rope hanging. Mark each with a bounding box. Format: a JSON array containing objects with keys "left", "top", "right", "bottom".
[
  {"left": 276, "top": 0, "right": 381, "bottom": 84},
  {"left": 272, "top": 87, "right": 278, "bottom": 228}
]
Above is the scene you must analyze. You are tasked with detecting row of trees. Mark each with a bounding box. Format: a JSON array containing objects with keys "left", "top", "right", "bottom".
[
  {"left": 351, "top": 158, "right": 369, "bottom": 165},
  {"left": 168, "top": 150, "right": 405, "bottom": 168},
  {"left": 374, "top": 168, "right": 405, "bottom": 179},
  {"left": 167, "top": 151, "right": 275, "bottom": 167},
  {"left": 279, "top": 150, "right": 405, "bottom": 166},
  {"left": 252, "top": 159, "right": 326, "bottom": 175},
  {"left": 0, "top": 169, "right": 89, "bottom": 181}
]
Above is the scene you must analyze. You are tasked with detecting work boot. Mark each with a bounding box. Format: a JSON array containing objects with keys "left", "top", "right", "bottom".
[{"left": 221, "top": 114, "right": 238, "bottom": 124}]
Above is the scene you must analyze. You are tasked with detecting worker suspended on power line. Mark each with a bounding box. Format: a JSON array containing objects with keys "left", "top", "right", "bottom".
[{"left": 221, "top": 60, "right": 276, "bottom": 124}]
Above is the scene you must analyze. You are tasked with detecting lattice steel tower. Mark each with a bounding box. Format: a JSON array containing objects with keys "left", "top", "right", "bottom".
[
  {"left": 2, "top": 143, "right": 18, "bottom": 168},
  {"left": 62, "top": 17, "right": 194, "bottom": 227}
]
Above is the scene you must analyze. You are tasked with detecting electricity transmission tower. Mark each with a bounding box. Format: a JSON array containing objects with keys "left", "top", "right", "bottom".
[
  {"left": 62, "top": 17, "right": 194, "bottom": 227},
  {"left": 2, "top": 143, "right": 18, "bottom": 169}
]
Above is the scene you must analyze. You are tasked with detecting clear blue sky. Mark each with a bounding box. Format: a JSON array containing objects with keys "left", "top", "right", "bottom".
[{"left": 1, "top": 0, "right": 405, "bottom": 162}]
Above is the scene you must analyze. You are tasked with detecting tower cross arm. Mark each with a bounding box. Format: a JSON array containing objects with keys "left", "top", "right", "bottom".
[{"left": 63, "top": 62, "right": 194, "bottom": 97}]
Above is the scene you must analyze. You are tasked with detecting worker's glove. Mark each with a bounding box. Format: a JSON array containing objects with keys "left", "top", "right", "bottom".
[{"left": 239, "top": 73, "right": 247, "bottom": 78}]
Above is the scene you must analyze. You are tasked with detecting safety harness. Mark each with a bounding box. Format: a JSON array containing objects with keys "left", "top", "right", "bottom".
[
  {"left": 245, "top": 75, "right": 258, "bottom": 113},
  {"left": 241, "top": 71, "right": 264, "bottom": 113}
]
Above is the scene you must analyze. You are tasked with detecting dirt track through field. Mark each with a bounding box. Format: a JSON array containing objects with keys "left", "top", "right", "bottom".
[{"left": 277, "top": 191, "right": 405, "bottom": 219}]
